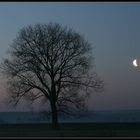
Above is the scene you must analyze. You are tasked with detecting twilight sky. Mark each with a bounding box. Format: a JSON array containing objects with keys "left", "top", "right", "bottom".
[{"left": 0, "top": 2, "right": 140, "bottom": 111}]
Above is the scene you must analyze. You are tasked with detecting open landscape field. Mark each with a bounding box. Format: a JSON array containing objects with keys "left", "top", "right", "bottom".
[{"left": 0, "top": 123, "right": 140, "bottom": 137}]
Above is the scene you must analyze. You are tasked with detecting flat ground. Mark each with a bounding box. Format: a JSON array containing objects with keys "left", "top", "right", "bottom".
[{"left": 0, "top": 123, "right": 140, "bottom": 137}]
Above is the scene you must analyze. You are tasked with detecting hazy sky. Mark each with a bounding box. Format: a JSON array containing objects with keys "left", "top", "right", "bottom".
[{"left": 0, "top": 2, "right": 140, "bottom": 111}]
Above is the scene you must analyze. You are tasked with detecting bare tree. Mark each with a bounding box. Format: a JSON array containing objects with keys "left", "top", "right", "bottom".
[{"left": 1, "top": 23, "right": 104, "bottom": 129}]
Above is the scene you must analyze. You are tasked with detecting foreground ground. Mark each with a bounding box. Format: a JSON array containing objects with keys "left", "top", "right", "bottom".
[{"left": 0, "top": 123, "right": 140, "bottom": 137}]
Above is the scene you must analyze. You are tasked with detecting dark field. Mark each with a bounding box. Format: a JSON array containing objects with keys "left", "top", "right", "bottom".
[{"left": 0, "top": 123, "right": 140, "bottom": 137}]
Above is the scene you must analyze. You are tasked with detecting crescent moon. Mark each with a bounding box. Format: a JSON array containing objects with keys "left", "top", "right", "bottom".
[{"left": 133, "top": 59, "right": 138, "bottom": 67}]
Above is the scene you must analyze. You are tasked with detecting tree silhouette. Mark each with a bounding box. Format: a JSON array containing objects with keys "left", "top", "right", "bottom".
[{"left": 1, "top": 23, "right": 104, "bottom": 129}]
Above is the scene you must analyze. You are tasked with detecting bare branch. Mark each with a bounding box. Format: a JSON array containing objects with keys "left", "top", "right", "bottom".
[{"left": 1, "top": 22, "right": 104, "bottom": 126}]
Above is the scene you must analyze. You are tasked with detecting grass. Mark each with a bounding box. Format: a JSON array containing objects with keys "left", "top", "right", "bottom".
[{"left": 0, "top": 123, "right": 140, "bottom": 137}]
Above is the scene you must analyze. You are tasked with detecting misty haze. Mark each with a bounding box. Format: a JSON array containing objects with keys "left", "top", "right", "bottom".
[{"left": 0, "top": 2, "right": 139, "bottom": 138}]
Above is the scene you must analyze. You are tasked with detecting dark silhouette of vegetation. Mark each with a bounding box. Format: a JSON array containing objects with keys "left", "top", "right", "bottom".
[{"left": 1, "top": 23, "right": 104, "bottom": 129}]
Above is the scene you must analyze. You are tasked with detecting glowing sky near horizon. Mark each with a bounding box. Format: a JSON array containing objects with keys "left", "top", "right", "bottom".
[{"left": 0, "top": 2, "right": 140, "bottom": 111}]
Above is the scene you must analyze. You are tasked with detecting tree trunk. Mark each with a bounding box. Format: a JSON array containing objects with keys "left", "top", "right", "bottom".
[
  {"left": 50, "top": 76, "right": 59, "bottom": 130},
  {"left": 50, "top": 100, "right": 59, "bottom": 130}
]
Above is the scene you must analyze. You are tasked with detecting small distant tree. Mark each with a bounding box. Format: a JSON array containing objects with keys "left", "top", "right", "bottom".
[{"left": 1, "top": 23, "right": 104, "bottom": 129}]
